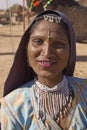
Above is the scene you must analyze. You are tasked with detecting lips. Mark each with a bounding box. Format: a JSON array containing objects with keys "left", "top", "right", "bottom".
[{"left": 38, "top": 60, "right": 56, "bottom": 67}]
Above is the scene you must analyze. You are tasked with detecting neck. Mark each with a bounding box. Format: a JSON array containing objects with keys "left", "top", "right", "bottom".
[{"left": 38, "top": 74, "right": 63, "bottom": 88}]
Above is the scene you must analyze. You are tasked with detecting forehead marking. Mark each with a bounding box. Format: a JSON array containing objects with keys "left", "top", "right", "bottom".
[
  {"left": 47, "top": 29, "right": 57, "bottom": 39},
  {"left": 48, "top": 29, "right": 50, "bottom": 39}
]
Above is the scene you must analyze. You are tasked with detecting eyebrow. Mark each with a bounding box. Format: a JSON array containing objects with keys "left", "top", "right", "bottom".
[{"left": 30, "top": 35, "right": 68, "bottom": 41}]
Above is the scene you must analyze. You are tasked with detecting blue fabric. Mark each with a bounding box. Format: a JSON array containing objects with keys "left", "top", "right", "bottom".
[{"left": 0, "top": 77, "right": 87, "bottom": 130}]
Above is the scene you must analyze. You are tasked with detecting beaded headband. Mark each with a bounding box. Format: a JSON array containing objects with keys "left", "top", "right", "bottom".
[
  {"left": 43, "top": 14, "right": 62, "bottom": 23},
  {"left": 35, "top": 14, "right": 62, "bottom": 24}
]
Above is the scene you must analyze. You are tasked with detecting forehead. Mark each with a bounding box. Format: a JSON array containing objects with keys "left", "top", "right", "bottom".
[
  {"left": 30, "top": 20, "right": 68, "bottom": 39},
  {"left": 32, "top": 20, "right": 65, "bottom": 30}
]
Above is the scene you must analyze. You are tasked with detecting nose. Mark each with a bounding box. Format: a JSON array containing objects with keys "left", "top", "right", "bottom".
[{"left": 41, "top": 41, "right": 53, "bottom": 56}]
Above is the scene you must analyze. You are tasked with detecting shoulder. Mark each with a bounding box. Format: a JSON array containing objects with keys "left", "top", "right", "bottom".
[
  {"left": 0, "top": 81, "right": 35, "bottom": 127},
  {"left": 67, "top": 76, "right": 87, "bottom": 87},
  {"left": 0, "top": 80, "right": 35, "bottom": 114},
  {"left": 66, "top": 76, "right": 87, "bottom": 91},
  {"left": 67, "top": 76, "right": 87, "bottom": 107}
]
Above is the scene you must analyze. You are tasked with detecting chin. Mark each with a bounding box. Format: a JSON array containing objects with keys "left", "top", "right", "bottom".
[{"left": 38, "top": 72, "right": 55, "bottom": 78}]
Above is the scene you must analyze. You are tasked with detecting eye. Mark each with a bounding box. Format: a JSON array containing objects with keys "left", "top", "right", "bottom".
[
  {"left": 32, "top": 38, "right": 43, "bottom": 46},
  {"left": 53, "top": 41, "right": 66, "bottom": 49}
]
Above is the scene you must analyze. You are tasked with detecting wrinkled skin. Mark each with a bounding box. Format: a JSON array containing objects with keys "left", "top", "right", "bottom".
[{"left": 27, "top": 20, "right": 70, "bottom": 87}]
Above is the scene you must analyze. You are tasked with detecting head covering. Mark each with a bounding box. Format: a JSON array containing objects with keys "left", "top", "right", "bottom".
[{"left": 4, "top": 10, "right": 76, "bottom": 96}]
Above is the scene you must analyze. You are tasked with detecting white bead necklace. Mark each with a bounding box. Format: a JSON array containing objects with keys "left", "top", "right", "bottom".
[
  {"left": 34, "top": 76, "right": 74, "bottom": 123},
  {"left": 35, "top": 75, "right": 68, "bottom": 93}
]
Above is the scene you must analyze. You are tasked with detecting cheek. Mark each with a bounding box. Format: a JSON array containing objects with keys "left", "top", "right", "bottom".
[
  {"left": 57, "top": 47, "right": 70, "bottom": 63},
  {"left": 63, "top": 48, "right": 70, "bottom": 65},
  {"left": 27, "top": 44, "right": 34, "bottom": 65},
  {"left": 27, "top": 44, "right": 39, "bottom": 64}
]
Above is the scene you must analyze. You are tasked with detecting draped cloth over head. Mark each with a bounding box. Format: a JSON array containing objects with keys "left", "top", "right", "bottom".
[{"left": 3, "top": 10, "right": 76, "bottom": 96}]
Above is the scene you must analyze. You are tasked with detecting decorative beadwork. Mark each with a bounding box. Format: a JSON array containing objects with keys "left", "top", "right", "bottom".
[
  {"left": 34, "top": 76, "right": 74, "bottom": 123},
  {"left": 29, "top": 0, "right": 54, "bottom": 11},
  {"left": 34, "top": 76, "right": 68, "bottom": 92},
  {"left": 29, "top": 0, "right": 41, "bottom": 11},
  {"left": 44, "top": 0, "right": 53, "bottom": 10},
  {"left": 43, "top": 14, "right": 62, "bottom": 23},
  {"left": 35, "top": 14, "right": 62, "bottom": 24}
]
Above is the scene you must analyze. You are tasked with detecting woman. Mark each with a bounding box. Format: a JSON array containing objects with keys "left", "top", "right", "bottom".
[{"left": 0, "top": 10, "right": 87, "bottom": 130}]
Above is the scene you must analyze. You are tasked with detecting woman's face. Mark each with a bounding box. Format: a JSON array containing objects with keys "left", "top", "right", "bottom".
[{"left": 27, "top": 20, "right": 70, "bottom": 83}]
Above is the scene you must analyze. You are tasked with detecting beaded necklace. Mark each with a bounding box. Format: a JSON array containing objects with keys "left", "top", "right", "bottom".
[{"left": 34, "top": 76, "right": 74, "bottom": 123}]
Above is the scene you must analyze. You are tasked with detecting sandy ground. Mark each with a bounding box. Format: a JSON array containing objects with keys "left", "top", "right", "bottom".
[{"left": 0, "top": 23, "right": 87, "bottom": 98}]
